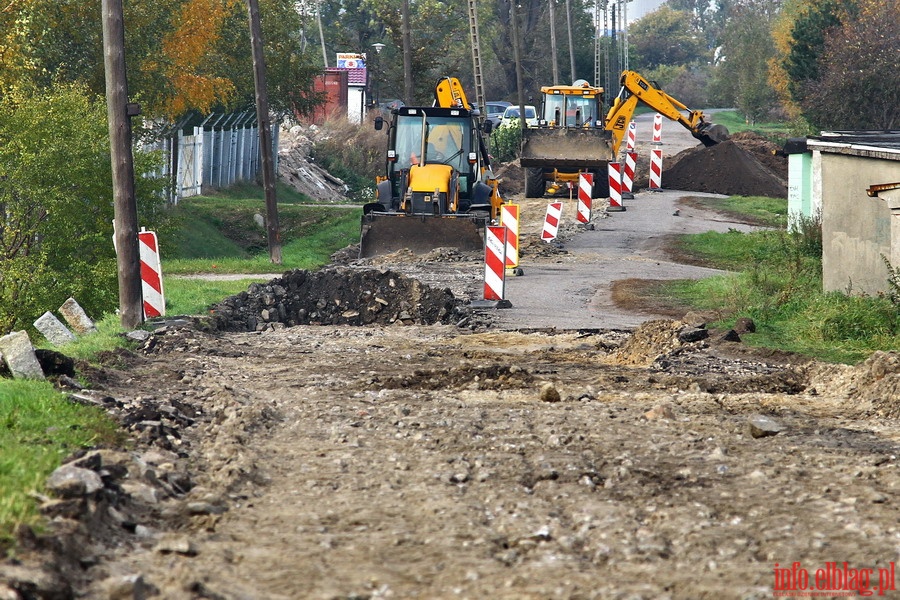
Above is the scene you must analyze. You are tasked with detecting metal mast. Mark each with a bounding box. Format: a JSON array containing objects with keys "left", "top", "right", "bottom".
[{"left": 466, "top": 0, "right": 485, "bottom": 108}]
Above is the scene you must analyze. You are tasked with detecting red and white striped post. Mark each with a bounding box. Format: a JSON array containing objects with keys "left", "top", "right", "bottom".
[
  {"left": 483, "top": 225, "right": 507, "bottom": 301},
  {"left": 607, "top": 162, "right": 625, "bottom": 211},
  {"left": 622, "top": 152, "right": 637, "bottom": 199},
  {"left": 626, "top": 120, "right": 637, "bottom": 152},
  {"left": 542, "top": 201, "right": 563, "bottom": 241},
  {"left": 500, "top": 203, "right": 520, "bottom": 270},
  {"left": 577, "top": 172, "right": 593, "bottom": 224},
  {"left": 138, "top": 229, "right": 165, "bottom": 318},
  {"left": 652, "top": 113, "right": 663, "bottom": 144},
  {"left": 649, "top": 149, "right": 663, "bottom": 191}
]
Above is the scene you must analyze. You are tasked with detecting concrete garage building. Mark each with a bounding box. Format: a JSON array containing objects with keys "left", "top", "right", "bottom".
[{"left": 807, "top": 132, "right": 900, "bottom": 295}]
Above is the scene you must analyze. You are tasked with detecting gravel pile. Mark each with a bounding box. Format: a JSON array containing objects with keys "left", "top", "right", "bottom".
[{"left": 209, "top": 267, "right": 468, "bottom": 331}]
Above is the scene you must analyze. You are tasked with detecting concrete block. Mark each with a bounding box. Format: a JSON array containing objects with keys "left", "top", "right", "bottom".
[
  {"left": 0, "top": 330, "right": 45, "bottom": 380},
  {"left": 34, "top": 312, "right": 77, "bottom": 346},
  {"left": 59, "top": 297, "right": 98, "bottom": 335}
]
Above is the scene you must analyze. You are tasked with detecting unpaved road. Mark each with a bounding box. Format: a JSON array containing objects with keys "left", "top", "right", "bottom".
[{"left": 5, "top": 128, "right": 900, "bottom": 600}]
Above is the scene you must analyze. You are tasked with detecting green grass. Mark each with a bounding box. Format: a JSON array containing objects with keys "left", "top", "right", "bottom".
[
  {"left": 682, "top": 195, "right": 788, "bottom": 228},
  {"left": 661, "top": 201, "right": 898, "bottom": 363},
  {"left": 165, "top": 277, "right": 274, "bottom": 316},
  {"left": 710, "top": 110, "right": 794, "bottom": 143},
  {"left": 0, "top": 379, "right": 122, "bottom": 553}
]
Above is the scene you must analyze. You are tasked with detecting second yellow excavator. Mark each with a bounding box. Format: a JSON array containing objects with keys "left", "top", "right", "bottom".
[{"left": 520, "top": 70, "right": 730, "bottom": 197}]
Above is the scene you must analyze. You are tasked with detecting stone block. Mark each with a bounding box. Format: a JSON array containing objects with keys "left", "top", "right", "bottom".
[
  {"left": 0, "top": 330, "right": 45, "bottom": 380},
  {"left": 34, "top": 312, "right": 77, "bottom": 346},
  {"left": 59, "top": 297, "right": 98, "bottom": 335}
]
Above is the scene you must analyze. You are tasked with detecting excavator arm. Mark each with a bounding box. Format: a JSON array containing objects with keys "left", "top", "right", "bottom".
[{"left": 605, "top": 71, "right": 729, "bottom": 152}]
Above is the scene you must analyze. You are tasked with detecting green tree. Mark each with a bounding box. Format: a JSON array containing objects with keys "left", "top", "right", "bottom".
[
  {"left": 781, "top": 0, "right": 847, "bottom": 106},
  {"left": 801, "top": 0, "right": 899, "bottom": 129},
  {"left": 710, "top": 0, "right": 781, "bottom": 122},
  {"left": 629, "top": 5, "right": 708, "bottom": 70},
  {"left": 0, "top": 87, "right": 167, "bottom": 335}
]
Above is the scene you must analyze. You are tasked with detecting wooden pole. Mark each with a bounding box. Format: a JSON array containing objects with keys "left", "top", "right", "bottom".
[
  {"left": 101, "top": 0, "right": 143, "bottom": 329},
  {"left": 509, "top": 0, "right": 527, "bottom": 131},
  {"left": 246, "top": 0, "right": 282, "bottom": 265},
  {"left": 402, "top": 0, "right": 413, "bottom": 104}
]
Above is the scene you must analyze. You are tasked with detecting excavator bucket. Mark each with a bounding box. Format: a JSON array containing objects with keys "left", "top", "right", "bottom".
[
  {"left": 520, "top": 128, "right": 615, "bottom": 169},
  {"left": 359, "top": 213, "right": 488, "bottom": 259},
  {"left": 693, "top": 123, "right": 730, "bottom": 147}
]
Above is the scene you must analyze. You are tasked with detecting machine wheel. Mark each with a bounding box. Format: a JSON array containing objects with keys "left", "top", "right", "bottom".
[
  {"left": 525, "top": 168, "right": 545, "bottom": 198},
  {"left": 591, "top": 169, "right": 609, "bottom": 199}
]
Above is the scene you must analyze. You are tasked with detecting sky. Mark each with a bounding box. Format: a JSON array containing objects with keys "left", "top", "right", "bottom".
[{"left": 627, "top": 0, "right": 667, "bottom": 23}]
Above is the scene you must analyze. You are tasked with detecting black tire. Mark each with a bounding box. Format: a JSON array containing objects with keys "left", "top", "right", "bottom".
[
  {"left": 525, "top": 168, "right": 545, "bottom": 198},
  {"left": 591, "top": 169, "right": 609, "bottom": 199}
]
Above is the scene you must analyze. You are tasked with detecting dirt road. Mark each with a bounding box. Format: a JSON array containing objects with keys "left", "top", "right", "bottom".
[{"left": 5, "top": 129, "right": 900, "bottom": 600}]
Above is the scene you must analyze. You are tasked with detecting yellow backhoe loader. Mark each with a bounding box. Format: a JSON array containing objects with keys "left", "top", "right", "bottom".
[
  {"left": 521, "top": 70, "right": 730, "bottom": 197},
  {"left": 359, "top": 77, "right": 503, "bottom": 258}
]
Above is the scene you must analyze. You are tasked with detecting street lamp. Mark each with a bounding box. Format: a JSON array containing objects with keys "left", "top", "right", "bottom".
[{"left": 371, "top": 43, "right": 386, "bottom": 108}]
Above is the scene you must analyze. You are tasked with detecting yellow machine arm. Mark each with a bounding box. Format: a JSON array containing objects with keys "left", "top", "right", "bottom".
[
  {"left": 605, "top": 71, "right": 728, "bottom": 151},
  {"left": 434, "top": 77, "right": 471, "bottom": 109}
]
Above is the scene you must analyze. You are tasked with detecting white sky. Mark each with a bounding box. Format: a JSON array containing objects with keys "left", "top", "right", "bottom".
[{"left": 627, "top": 0, "right": 668, "bottom": 23}]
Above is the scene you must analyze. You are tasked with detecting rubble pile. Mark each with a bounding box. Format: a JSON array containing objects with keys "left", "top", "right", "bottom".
[{"left": 210, "top": 267, "right": 467, "bottom": 331}]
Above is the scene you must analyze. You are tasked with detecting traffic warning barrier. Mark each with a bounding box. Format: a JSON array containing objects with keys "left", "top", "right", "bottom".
[
  {"left": 500, "top": 203, "right": 520, "bottom": 269},
  {"left": 541, "top": 201, "right": 563, "bottom": 241},
  {"left": 138, "top": 229, "right": 166, "bottom": 318},
  {"left": 652, "top": 113, "right": 662, "bottom": 143},
  {"left": 608, "top": 162, "right": 625, "bottom": 211},
  {"left": 622, "top": 152, "right": 637, "bottom": 198},
  {"left": 577, "top": 173, "right": 593, "bottom": 224},
  {"left": 649, "top": 149, "right": 663, "bottom": 191},
  {"left": 483, "top": 225, "right": 507, "bottom": 301},
  {"left": 626, "top": 120, "right": 637, "bottom": 152}
]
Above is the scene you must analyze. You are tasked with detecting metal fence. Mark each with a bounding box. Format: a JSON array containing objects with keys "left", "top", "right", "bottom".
[{"left": 149, "top": 111, "right": 280, "bottom": 203}]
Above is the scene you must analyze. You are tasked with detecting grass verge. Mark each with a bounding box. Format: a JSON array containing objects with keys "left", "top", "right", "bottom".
[
  {"left": 657, "top": 198, "right": 898, "bottom": 363},
  {"left": 0, "top": 380, "right": 122, "bottom": 554},
  {"left": 709, "top": 110, "right": 794, "bottom": 144}
]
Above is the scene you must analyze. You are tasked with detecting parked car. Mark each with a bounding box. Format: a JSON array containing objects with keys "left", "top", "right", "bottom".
[
  {"left": 499, "top": 104, "right": 538, "bottom": 128},
  {"left": 484, "top": 101, "right": 511, "bottom": 128}
]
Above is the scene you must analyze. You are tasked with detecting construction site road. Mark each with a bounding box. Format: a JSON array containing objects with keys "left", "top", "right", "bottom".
[{"left": 6, "top": 118, "right": 900, "bottom": 600}]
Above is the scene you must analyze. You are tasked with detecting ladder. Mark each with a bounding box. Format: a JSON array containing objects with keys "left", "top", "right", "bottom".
[{"left": 467, "top": 0, "right": 485, "bottom": 110}]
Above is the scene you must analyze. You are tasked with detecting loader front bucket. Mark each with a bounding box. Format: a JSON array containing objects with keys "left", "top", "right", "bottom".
[
  {"left": 693, "top": 123, "right": 730, "bottom": 147},
  {"left": 359, "top": 213, "right": 488, "bottom": 259},
  {"left": 520, "top": 128, "right": 615, "bottom": 169}
]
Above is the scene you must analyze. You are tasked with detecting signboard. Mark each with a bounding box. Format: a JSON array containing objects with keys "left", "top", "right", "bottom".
[{"left": 336, "top": 53, "right": 366, "bottom": 69}]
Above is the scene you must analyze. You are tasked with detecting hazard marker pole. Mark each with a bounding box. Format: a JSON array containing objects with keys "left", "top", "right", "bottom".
[
  {"left": 607, "top": 162, "right": 625, "bottom": 212},
  {"left": 541, "top": 201, "right": 563, "bottom": 241},
  {"left": 626, "top": 120, "right": 636, "bottom": 152},
  {"left": 649, "top": 149, "right": 663, "bottom": 192},
  {"left": 483, "top": 225, "right": 507, "bottom": 302},
  {"left": 138, "top": 229, "right": 165, "bottom": 318},
  {"left": 622, "top": 152, "right": 637, "bottom": 199},
  {"left": 652, "top": 113, "right": 663, "bottom": 144},
  {"left": 577, "top": 172, "right": 593, "bottom": 226},
  {"left": 500, "top": 203, "right": 522, "bottom": 275}
]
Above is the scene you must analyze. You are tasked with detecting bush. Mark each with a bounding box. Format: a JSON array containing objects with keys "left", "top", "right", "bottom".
[
  {"left": 0, "top": 86, "right": 166, "bottom": 335},
  {"left": 490, "top": 125, "right": 521, "bottom": 163}
]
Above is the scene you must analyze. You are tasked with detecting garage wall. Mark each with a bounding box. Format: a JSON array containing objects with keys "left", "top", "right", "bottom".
[{"left": 817, "top": 152, "right": 900, "bottom": 295}]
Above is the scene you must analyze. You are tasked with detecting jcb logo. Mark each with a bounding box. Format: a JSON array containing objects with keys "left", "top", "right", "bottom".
[{"left": 614, "top": 116, "right": 626, "bottom": 130}]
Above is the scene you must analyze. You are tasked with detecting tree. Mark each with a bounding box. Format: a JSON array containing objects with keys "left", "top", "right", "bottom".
[
  {"left": 781, "top": 0, "right": 847, "bottom": 106},
  {"left": 629, "top": 6, "right": 708, "bottom": 70},
  {"left": 710, "top": 0, "right": 781, "bottom": 122},
  {"left": 0, "top": 87, "right": 167, "bottom": 335},
  {"left": 802, "top": 0, "right": 899, "bottom": 130}
]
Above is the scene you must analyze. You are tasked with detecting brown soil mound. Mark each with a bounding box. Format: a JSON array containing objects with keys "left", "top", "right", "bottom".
[{"left": 662, "top": 138, "right": 787, "bottom": 198}]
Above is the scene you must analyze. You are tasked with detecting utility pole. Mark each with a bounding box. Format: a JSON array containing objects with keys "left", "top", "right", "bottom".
[
  {"left": 102, "top": 0, "right": 142, "bottom": 329},
  {"left": 247, "top": 0, "right": 282, "bottom": 264},
  {"left": 509, "top": 0, "right": 527, "bottom": 131},
  {"left": 566, "top": 0, "right": 576, "bottom": 82},
  {"left": 402, "top": 0, "right": 413, "bottom": 104},
  {"left": 549, "top": 0, "right": 559, "bottom": 85}
]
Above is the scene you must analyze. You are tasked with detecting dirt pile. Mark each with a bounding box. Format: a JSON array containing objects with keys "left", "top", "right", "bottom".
[
  {"left": 209, "top": 267, "right": 467, "bottom": 331},
  {"left": 661, "top": 136, "right": 788, "bottom": 197}
]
